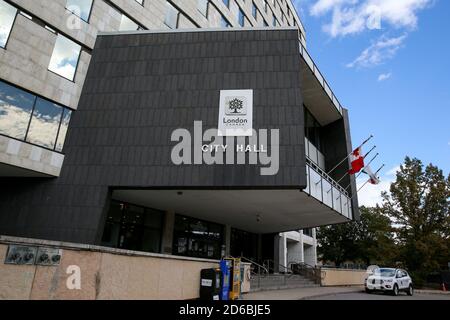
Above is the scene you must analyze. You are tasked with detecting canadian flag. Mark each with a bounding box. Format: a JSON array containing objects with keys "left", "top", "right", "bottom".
[
  {"left": 363, "top": 165, "right": 380, "bottom": 185},
  {"left": 348, "top": 147, "right": 365, "bottom": 175}
]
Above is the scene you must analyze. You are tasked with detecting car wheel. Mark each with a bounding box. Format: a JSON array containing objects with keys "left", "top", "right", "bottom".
[
  {"left": 392, "top": 284, "right": 399, "bottom": 296},
  {"left": 407, "top": 285, "right": 414, "bottom": 296},
  {"left": 365, "top": 288, "right": 372, "bottom": 294}
]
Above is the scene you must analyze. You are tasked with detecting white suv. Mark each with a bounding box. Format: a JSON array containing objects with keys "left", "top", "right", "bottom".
[{"left": 365, "top": 268, "right": 414, "bottom": 296}]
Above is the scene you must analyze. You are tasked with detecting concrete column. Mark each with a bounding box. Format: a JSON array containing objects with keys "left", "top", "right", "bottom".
[
  {"left": 161, "top": 211, "right": 175, "bottom": 254},
  {"left": 312, "top": 228, "right": 318, "bottom": 266},
  {"left": 304, "top": 246, "right": 317, "bottom": 266},
  {"left": 274, "top": 234, "right": 287, "bottom": 273},
  {"left": 303, "top": 229, "right": 318, "bottom": 266},
  {"left": 300, "top": 230, "right": 305, "bottom": 263},
  {"left": 287, "top": 240, "right": 303, "bottom": 263}
]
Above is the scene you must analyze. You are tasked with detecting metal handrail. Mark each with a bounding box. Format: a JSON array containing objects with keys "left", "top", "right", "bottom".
[
  {"left": 263, "top": 259, "right": 295, "bottom": 276},
  {"left": 290, "top": 262, "right": 323, "bottom": 284},
  {"left": 240, "top": 256, "right": 269, "bottom": 277},
  {"left": 306, "top": 158, "right": 352, "bottom": 218},
  {"left": 306, "top": 157, "right": 349, "bottom": 197}
]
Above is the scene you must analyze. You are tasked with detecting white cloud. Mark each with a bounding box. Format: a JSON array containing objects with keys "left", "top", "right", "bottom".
[
  {"left": 386, "top": 165, "right": 400, "bottom": 175},
  {"left": 357, "top": 178, "right": 391, "bottom": 207},
  {"left": 48, "top": 35, "right": 81, "bottom": 80},
  {"left": 308, "top": 0, "right": 433, "bottom": 37},
  {"left": 0, "top": 103, "right": 65, "bottom": 149},
  {"left": 347, "top": 34, "right": 407, "bottom": 68},
  {"left": 0, "top": 0, "right": 17, "bottom": 47},
  {"left": 357, "top": 165, "right": 400, "bottom": 207},
  {"left": 378, "top": 72, "right": 392, "bottom": 81}
]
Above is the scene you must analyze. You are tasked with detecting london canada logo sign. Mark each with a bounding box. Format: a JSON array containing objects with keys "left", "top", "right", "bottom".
[
  {"left": 219, "top": 90, "right": 253, "bottom": 137},
  {"left": 170, "top": 90, "right": 280, "bottom": 176}
]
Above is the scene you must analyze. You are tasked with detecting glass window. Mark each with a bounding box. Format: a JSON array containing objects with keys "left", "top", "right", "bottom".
[
  {"left": 230, "top": 228, "right": 258, "bottom": 261},
  {"left": 0, "top": 81, "right": 35, "bottom": 140},
  {"left": 0, "top": 0, "right": 17, "bottom": 48},
  {"left": 119, "top": 14, "right": 140, "bottom": 31},
  {"left": 198, "top": 0, "right": 208, "bottom": 17},
  {"left": 303, "top": 228, "right": 313, "bottom": 237},
  {"left": 222, "top": 0, "right": 230, "bottom": 8},
  {"left": 252, "top": 2, "right": 257, "bottom": 18},
  {"left": 48, "top": 34, "right": 81, "bottom": 81},
  {"left": 221, "top": 15, "right": 230, "bottom": 28},
  {"left": 273, "top": 14, "right": 277, "bottom": 26},
  {"left": 375, "top": 268, "right": 396, "bottom": 277},
  {"left": 55, "top": 108, "right": 72, "bottom": 152},
  {"left": 0, "top": 80, "right": 72, "bottom": 151},
  {"left": 65, "top": 0, "right": 93, "bottom": 22},
  {"left": 238, "top": 9, "right": 245, "bottom": 27},
  {"left": 164, "top": 2, "right": 179, "bottom": 29},
  {"left": 173, "top": 215, "right": 224, "bottom": 260},
  {"left": 101, "top": 201, "right": 164, "bottom": 254},
  {"left": 26, "top": 98, "right": 63, "bottom": 149},
  {"left": 304, "top": 106, "right": 323, "bottom": 152}
]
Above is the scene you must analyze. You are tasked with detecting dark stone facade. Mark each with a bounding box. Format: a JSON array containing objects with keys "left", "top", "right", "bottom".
[{"left": 0, "top": 29, "right": 357, "bottom": 244}]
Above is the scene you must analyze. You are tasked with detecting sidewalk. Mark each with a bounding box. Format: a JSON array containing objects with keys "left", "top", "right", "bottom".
[
  {"left": 416, "top": 289, "right": 450, "bottom": 296},
  {"left": 242, "top": 286, "right": 364, "bottom": 300}
]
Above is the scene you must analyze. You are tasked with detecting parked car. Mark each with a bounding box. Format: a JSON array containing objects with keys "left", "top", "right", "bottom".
[{"left": 365, "top": 268, "right": 414, "bottom": 296}]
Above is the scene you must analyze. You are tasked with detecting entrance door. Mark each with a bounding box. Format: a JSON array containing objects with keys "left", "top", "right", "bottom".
[
  {"left": 101, "top": 201, "right": 164, "bottom": 253},
  {"left": 230, "top": 228, "right": 258, "bottom": 261}
]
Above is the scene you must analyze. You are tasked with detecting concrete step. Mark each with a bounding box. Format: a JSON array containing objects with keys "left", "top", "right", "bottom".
[
  {"left": 250, "top": 274, "right": 319, "bottom": 292},
  {"left": 249, "top": 283, "right": 320, "bottom": 292},
  {"left": 250, "top": 279, "right": 315, "bottom": 284}
]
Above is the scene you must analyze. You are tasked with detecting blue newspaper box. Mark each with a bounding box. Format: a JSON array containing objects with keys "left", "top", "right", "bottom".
[{"left": 220, "top": 260, "right": 231, "bottom": 300}]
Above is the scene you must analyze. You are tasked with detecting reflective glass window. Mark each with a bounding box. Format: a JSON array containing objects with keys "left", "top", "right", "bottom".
[
  {"left": 0, "top": 0, "right": 17, "bottom": 48},
  {"left": 48, "top": 34, "right": 81, "bottom": 81},
  {"left": 0, "top": 81, "right": 35, "bottom": 140},
  {"left": 66, "top": 0, "right": 93, "bottom": 22},
  {"left": 26, "top": 98, "right": 63, "bottom": 149}
]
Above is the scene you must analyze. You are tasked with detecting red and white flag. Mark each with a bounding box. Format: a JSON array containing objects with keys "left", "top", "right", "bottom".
[
  {"left": 348, "top": 147, "right": 365, "bottom": 175},
  {"left": 363, "top": 165, "right": 380, "bottom": 185}
]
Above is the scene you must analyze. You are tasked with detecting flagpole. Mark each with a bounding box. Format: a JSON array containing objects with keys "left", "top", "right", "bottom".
[
  {"left": 374, "top": 164, "right": 385, "bottom": 176},
  {"left": 326, "top": 135, "right": 373, "bottom": 175},
  {"left": 334, "top": 146, "right": 377, "bottom": 186},
  {"left": 344, "top": 153, "right": 379, "bottom": 190},
  {"left": 362, "top": 145, "right": 377, "bottom": 159},
  {"left": 356, "top": 164, "right": 386, "bottom": 193}
]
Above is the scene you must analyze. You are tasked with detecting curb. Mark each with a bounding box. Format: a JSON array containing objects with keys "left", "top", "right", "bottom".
[
  {"left": 299, "top": 288, "right": 364, "bottom": 300},
  {"left": 416, "top": 290, "right": 450, "bottom": 296},
  {"left": 301, "top": 289, "right": 450, "bottom": 299}
]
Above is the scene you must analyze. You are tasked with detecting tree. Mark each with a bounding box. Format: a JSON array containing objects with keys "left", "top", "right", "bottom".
[
  {"left": 380, "top": 157, "right": 450, "bottom": 284},
  {"left": 355, "top": 207, "right": 397, "bottom": 266},
  {"left": 317, "top": 207, "right": 395, "bottom": 267},
  {"left": 229, "top": 98, "right": 244, "bottom": 114},
  {"left": 316, "top": 221, "right": 358, "bottom": 267}
]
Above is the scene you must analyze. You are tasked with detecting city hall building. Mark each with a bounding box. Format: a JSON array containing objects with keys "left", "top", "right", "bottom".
[{"left": 0, "top": 0, "right": 358, "bottom": 271}]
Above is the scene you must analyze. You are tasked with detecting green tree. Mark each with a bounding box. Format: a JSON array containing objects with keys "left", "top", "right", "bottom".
[
  {"left": 380, "top": 157, "right": 450, "bottom": 284},
  {"left": 317, "top": 207, "right": 395, "bottom": 267},
  {"left": 355, "top": 207, "right": 397, "bottom": 266}
]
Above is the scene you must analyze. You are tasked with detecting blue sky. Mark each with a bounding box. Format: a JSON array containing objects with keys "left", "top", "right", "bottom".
[{"left": 293, "top": 0, "right": 450, "bottom": 206}]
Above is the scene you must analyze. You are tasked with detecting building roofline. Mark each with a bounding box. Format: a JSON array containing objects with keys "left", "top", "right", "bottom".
[{"left": 98, "top": 26, "right": 299, "bottom": 37}]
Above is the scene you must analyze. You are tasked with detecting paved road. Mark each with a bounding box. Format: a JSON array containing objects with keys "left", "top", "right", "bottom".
[
  {"left": 243, "top": 286, "right": 362, "bottom": 300},
  {"left": 308, "top": 291, "right": 450, "bottom": 300},
  {"left": 243, "top": 286, "right": 450, "bottom": 300}
]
